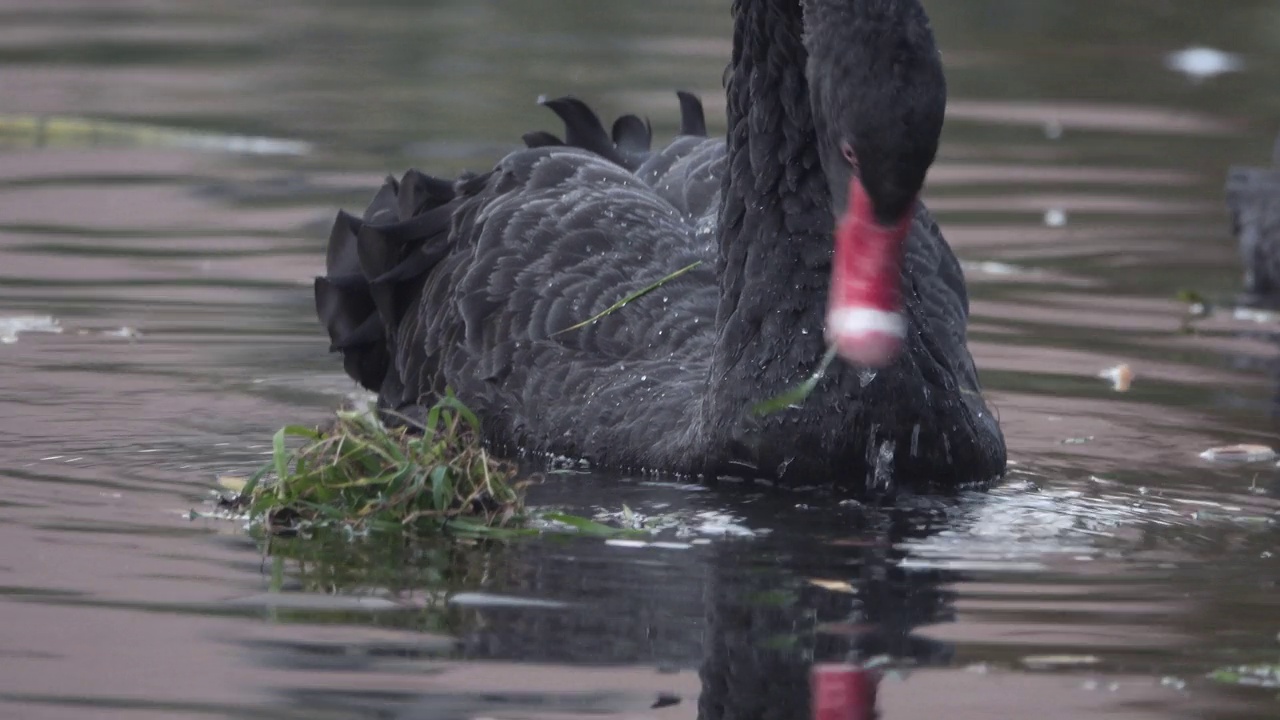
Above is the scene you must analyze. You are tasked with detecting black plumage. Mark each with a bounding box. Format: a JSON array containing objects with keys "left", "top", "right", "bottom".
[
  {"left": 315, "top": 0, "right": 1007, "bottom": 491},
  {"left": 1226, "top": 131, "right": 1280, "bottom": 303}
]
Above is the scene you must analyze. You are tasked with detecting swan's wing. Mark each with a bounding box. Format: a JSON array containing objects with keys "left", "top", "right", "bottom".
[
  {"left": 636, "top": 138, "right": 726, "bottom": 230},
  {"left": 424, "top": 146, "right": 717, "bottom": 368},
  {"left": 317, "top": 145, "right": 716, "bottom": 469}
]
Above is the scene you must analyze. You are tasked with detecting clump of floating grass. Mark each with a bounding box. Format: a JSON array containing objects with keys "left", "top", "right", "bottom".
[{"left": 231, "top": 392, "right": 527, "bottom": 537}]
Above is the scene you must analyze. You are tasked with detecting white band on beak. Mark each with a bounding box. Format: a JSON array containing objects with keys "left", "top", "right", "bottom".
[{"left": 826, "top": 308, "right": 907, "bottom": 339}]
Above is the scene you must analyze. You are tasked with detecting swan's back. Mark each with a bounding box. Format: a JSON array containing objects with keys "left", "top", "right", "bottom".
[{"left": 317, "top": 98, "right": 726, "bottom": 470}]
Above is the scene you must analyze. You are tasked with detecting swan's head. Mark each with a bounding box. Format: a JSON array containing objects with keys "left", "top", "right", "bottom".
[{"left": 803, "top": 0, "right": 946, "bottom": 368}]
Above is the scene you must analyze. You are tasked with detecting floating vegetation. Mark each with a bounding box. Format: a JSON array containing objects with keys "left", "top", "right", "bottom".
[
  {"left": 1208, "top": 662, "right": 1280, "bottom": 690},
  {"left": 1176, "top": 289, "right": 1212, "bottom": 322},
  {"left": 0, "top": 113, "right": 312, "bottom": 156},
  {"left": 1019, "top": 654, "right": 1102, "bottom": 670},
  {"left": 217, "top": 393, "right": 640, "bottom": 540},
  {"left": 226, "top": 395, "right": 523, "bottom": 536},
  {"left": 1199, "top": 444, "right": 1276, "bottom": 464}
]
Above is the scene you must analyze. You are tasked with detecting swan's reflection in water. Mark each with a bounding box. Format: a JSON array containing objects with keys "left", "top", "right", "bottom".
[
  {"left": 231, "top": 464, "right": 1276, "bottom": 719},
  {"left": 246, "top": 482, "right": 970, "bottom": 719}
]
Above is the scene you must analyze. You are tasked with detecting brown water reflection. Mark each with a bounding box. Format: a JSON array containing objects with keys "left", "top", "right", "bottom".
[{"left": 1, "top": 0, "right": 1278, "bottom": 718}]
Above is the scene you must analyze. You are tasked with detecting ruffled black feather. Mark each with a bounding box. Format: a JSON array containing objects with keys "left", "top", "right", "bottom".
[
  {"left": 315, "top": 170, "right": 457, "bottom": 402},
  {"left": 676, "top": 90, "right": 708, "bottom": 136}
]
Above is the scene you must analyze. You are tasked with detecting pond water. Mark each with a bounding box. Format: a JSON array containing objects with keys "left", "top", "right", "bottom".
[{"left": 1, "top": 0, "right": 1278, "bottom": 718}]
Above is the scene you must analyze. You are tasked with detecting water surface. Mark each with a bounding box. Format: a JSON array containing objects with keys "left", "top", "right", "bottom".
[{"left": 1, "top": 1, "right": 1278, "bottom": 718}]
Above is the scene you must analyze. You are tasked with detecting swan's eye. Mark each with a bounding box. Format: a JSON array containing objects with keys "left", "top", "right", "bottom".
[{"left": 840, "top": 141, "right": 858, "bottom": 169}]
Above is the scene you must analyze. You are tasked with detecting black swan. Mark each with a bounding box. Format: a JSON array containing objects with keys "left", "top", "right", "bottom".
[
  {"left": 315, "top": 0, "right": 1007, "bottom": 490},
  {"left": 1226, "top": 131, "right": 1280, "bottom": 304}
]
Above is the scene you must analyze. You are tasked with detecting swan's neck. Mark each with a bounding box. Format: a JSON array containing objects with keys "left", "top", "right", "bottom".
[{"left": 706, "top": 0, "right": 835, "bottom": 435}]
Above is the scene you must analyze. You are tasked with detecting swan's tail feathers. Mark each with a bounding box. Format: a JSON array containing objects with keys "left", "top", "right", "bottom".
[
  {"left": 675, "top": 91, "right": 707, "bottom": 137},
  {"left": 611, "top": 114, "right": 653, "bottom": 158},
  {"left": 315, "top": 170, "right": 455, "bottom": 400},
  {"left": 315, "top": 212, "right": 388, "bottom": 392},
  {"left": 531, "top": 96, "right": 653, "bottom": 171},
  {"left": 531, "top": 93, "right": 714, "bottom": 168},
  {"left": 523, "top": 118, "right": 653, "bottom": 161},
  {"left": 539, "top": 96, "right": 624, "bottom": 162},
  {"left": 522, "top": 130, "right": 564, "bottom": 150}
]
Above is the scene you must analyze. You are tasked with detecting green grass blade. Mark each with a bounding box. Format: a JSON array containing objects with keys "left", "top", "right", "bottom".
[
  {"left": 752, "top": 345, "right": 840, "bottom": 416},
  {"left": 435, "top": 390, "right": 481, "bottom": 433},
  {"left": 552, "top": 260, "right": 702, "bottom": 336},
  {"left": 430, "top": 466, "right": 453, "bottom": 511},
  {"left": 540, "top": 512, "right": 641, "bottom": 538},
  {"left": 280, "top": 424, "right": 322, "bottom": 440},
  {"left": 445, "top": 518, "right": 533, "bottom": 538},
  {"left": 240, "top": 462, "right": 271, "bottom": 498},
  {"left": 271, "top": 427, "right": 290, "bottom": 482}
]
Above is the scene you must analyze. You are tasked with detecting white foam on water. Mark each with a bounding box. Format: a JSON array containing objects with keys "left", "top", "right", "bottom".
[{"left": 0, "top": 315, "right": 62, "bottom": 344}]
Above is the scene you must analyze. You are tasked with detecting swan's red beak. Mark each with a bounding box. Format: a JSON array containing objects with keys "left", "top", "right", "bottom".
[{"left": 826, "top": 180, "right": 913, "bottom": 368}]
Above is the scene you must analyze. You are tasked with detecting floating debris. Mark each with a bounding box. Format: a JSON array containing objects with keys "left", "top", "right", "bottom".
[
  {"left": 0, "top": 315, "right": 62, "bottom": 344},
  {"left": 588, "top": 504, "right": 681, "bottom": 534},
  {"left": 1080, "top": 680, "right": 1122, "bottom": 693},
  {"left": 807, "top": 578, "right": 856, "bottom": 594},
  {"left": 1208, "top": 662, "right": 1280, "bottom": 689},
  {"left": 605, "top": 538, "right": 649, "bottom": 549},
  {"left": 1098, "top": 363, "right": 1134, "bottom": 392},
  {"left": 899, "top": 558, "right": 1048, "bottom": 572},
  {"left": 692, "top": 510, "right": 763, "bottom": 537},
  {"left": 533, "top": 511, "right": 645, "bottom": 538},
  {"left": 1159, "top": 676, "right": 1187, "bottom": 691},
  {"left": 1164, "top": 46, "right": 1245, "bottom": 82},
  {"left": 1199, "top": 444, "right": 1276, "bottom": 464},
  {"left": 223, "top": 593, "right": 409, "bottom": 611},
  {"left": 216, "top": 475, "right": 248, "bottom": 495},
  {"left": 604, "top": 538, "right": 694, "bottom": 550},
  {"left": 0, "top": 114, "right": 312, "bottom": 156},
  {"left": 1233, "top": 306, "right": 1279, "bottom": 324},
  {"left": 1176, "top": 289, "right": 1212, "bottom": 318},
  {"left": 1021, "top": 654, "right": 1102, "bottom": 669},
  {"left": 102, "top": 327, "right": 142, "bottom": 340},
  {"left": 447, "top": 592, "right": 570, "bottom": 610},
  {"left": 1044, "top": 208, "right": 1068, "bottom": 228},
  {"left": 963, "top": 260, "right": 1039, "bottom": 278}
]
